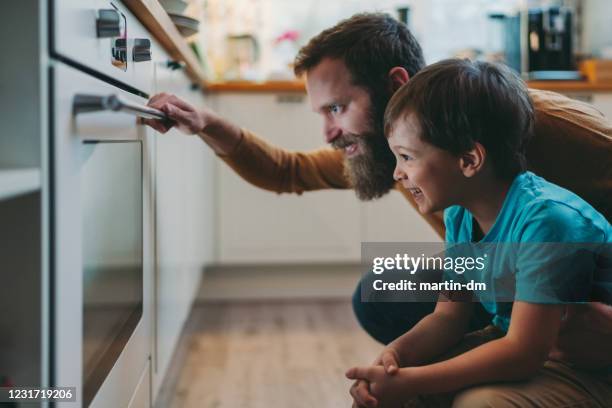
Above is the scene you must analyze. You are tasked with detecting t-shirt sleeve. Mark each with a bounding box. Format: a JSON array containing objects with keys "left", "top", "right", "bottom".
[
  {"left": 514, "top": 202, "right": 607, "bottom": 304},
  {"left": 442, "top": 206, "right": 466, "bottom": 283}
]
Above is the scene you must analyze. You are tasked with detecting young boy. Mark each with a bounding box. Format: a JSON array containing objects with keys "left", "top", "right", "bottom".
[{"left": 346, "top": 59, "right": 612, "bottom": 407}]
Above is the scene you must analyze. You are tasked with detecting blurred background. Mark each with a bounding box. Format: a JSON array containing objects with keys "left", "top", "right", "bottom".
[{"left": 169, "top": 0, "right": 612, "bottom": 81}]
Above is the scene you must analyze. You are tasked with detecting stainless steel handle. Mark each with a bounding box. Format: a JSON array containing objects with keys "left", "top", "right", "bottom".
[{"left": 73, "top": 94, "right": 169, "bottom": 121}]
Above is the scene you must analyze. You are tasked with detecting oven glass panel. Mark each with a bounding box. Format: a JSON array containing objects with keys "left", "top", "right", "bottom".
[{"left": 81, "top": 141, "right": 142, "bottom": 406}]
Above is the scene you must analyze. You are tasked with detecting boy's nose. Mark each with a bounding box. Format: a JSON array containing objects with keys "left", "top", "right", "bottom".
[{"left": 393, "top": 165, "right": 407, "bottom": 182}]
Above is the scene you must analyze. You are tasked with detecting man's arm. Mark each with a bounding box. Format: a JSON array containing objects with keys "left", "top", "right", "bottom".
[{"left": 144, "top": 92, "right": 350, "bottom": 194}]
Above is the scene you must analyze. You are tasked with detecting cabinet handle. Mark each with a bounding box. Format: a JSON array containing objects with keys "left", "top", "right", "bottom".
[{"left": 73, "top": 94, "right": 170, "bottom": 121}]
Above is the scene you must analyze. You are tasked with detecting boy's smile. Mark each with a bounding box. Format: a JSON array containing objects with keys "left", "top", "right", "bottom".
[{"left": 388, "top": 114, "right": 464, "bottom": 214}]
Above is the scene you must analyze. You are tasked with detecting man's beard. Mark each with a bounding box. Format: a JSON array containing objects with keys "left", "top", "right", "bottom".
[{"left": 331, "top": 119, "right": 396, "bottom": 201}]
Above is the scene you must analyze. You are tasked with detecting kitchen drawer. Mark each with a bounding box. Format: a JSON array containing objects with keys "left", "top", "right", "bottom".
[{"left": 52, "top": 0, "right": 154, "bottom": 95}]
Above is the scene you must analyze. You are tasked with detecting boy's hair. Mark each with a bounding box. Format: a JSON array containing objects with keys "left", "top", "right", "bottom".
[
  {"left": 294, "top": 13, "right": 425, "bottom": 120},
  {"left": 384, "top": 59, "right": 534, "bottom": 180}
]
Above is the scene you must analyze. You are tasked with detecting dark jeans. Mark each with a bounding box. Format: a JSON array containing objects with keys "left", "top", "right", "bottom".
[{"left": 352, "top": 280, "right": 493, "bottom": 345}]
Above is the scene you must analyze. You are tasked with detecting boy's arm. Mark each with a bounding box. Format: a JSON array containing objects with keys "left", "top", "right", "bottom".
[
  {"left": 388, "top": 292, "right": 473, "bottom": 367},
  {"left": 347, "top": 301, "right": 563, "bottom": 405},
  {"left": 404, "top": 301, "right": 563, "bottom": 394},
  {"left": 349, "top": 293, "right": 472, "bottom": 408}
]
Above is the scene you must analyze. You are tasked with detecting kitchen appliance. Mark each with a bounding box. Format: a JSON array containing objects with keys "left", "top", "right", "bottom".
[
  {"left": 51, "top": 1, "right": 160, "bottom": 406},
  {"left": 489, "top": 5, "right": 581, "bottom": 80},
  {"left": 525, "top": 6, "right": 580, "bottom": 79}
]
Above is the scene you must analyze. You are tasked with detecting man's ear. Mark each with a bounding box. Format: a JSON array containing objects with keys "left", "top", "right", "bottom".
[
  {"left": 388, "top": 67, "right": 410, "bottom": 92},
  {"left": 459, "top": 142, "right": 486, "bottom": 178}
]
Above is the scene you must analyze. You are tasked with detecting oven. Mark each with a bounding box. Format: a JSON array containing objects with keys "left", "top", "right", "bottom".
[{"left": 50, "top": 2, "right": 159, "bottom": 406}]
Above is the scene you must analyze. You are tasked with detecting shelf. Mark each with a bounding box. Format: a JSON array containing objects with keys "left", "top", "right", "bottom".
[{"left": 0, "top": 168, "right": 41, "bottom": 201}]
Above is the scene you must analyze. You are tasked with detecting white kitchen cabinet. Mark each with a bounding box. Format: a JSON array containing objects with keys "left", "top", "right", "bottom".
[
  {"left": 361, "top": 190, "right": 442, "bottom": 243},
  {"left": 210, "top": 92, "right": 440, "bottom": 264},
  {"left": 151, "top": 51, "right": 215, "bottom": 403},
  {"left": 210, "top": 92, "right": 363, "bottom": 263}
]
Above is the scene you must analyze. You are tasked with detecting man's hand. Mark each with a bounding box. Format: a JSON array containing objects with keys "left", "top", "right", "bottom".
[
  {"left": 346, "top": 365, "right": 412, "bottom": 408},
  {"left": 549, "top": 302, "right": 612, "bottom": 368},
  {"left": 143, "top": 93, "right": 210, "bottom": 135},
  {"left": 349, "top": 347, "right": 401, "bottom": 408}
]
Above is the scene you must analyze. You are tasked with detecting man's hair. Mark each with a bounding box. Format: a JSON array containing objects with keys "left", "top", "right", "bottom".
[
  {"left": 294, "top": 13, "right": 425, "bottom": 120},
  {"left": 384, "top": 59, "right": 534, "bottom": 180}
]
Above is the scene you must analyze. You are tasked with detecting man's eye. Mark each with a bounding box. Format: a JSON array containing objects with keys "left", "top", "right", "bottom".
[{"left": 329, "top": 104, "right": 342, "bottom": 114}]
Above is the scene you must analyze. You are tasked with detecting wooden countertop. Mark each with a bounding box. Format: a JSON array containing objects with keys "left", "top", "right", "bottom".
[
  {"left": 124, "top": 1, "right": 612, "bottom": 95},
  {"left": 206, "top": 79, "right": 612, "bottom": 93}
]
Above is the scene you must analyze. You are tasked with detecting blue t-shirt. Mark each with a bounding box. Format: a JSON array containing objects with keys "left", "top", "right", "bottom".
[{"left": 444, "top": 171, "right": 611, "bottom": 332}]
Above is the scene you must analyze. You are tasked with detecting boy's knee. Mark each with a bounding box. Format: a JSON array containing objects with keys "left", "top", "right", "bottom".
[{"left": 452, "top": 386, "right": 517, "bottom": 408}]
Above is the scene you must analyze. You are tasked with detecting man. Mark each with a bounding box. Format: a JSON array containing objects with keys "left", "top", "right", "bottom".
[{"left": 144, "top": 12, "right": 612, "bottom": 406}]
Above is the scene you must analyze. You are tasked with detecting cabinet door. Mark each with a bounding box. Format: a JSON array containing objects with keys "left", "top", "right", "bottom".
[
  {"left": 213, "top": 93, "right": 362, "bottom": 263},
  {"left": 153, "top": 62, "right": 190, "bottom": 397},
  {"left": 152, "top": 60, "right": 215, "bottom": 400},
  {"left": 361, "top": 191, "right": 442, "bottom": 243}
]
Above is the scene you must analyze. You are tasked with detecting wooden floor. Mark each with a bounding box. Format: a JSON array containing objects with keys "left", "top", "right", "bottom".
[{"left": 164, "top": 300, "right": 382, "bottom": 408}]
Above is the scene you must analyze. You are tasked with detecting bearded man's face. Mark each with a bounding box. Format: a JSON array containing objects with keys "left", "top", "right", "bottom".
[{"left": 306, "top": 58, "right": 396, "bottom": 200}]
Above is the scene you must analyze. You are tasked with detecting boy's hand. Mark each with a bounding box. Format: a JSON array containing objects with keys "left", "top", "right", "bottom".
[
  {"left": 349, "top": 347, "right": 402, "bottom": 407},
  {"left": 346, "top": 366, "right": 412, "bottom": 408},
  {"left": 549, "top": 302, "right": 612, "bottom": 368}
]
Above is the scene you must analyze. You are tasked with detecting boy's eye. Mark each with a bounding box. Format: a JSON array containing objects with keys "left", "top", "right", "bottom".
[{"left": 400, "top": 154, "right": 413, "bottom": 161}]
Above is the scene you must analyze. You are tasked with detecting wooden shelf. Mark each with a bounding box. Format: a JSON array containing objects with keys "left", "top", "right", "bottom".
[
  {"left": 122, "top": 0, "right": 207, "bottom": 89},
  {"left": 0, "top": 168, "right": 41, "bottom": 201}
]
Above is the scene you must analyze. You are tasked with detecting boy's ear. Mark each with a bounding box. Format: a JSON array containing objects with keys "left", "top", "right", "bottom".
[
  {"left": 459, "top": 143, "right": 486, "bottom": 177},
  {"left": 388, "top": 67, "right": 410, "bottom": 93}
]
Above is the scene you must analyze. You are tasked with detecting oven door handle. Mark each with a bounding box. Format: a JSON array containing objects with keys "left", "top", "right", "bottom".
[{"left": 72, "top": 93, "right": 169, "bottom": 121}]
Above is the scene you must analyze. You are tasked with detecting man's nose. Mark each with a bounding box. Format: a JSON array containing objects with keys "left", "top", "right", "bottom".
[{"left": 324, "top": 119, "right": 342, "bottom": 144}]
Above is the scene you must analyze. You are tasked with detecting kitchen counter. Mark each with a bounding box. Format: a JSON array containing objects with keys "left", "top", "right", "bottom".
[
  {"left": 124, "top": 1, "right": 612, "bottom": 95},
  {"left": 205, "top": 80, "right": 612, "bottom": 93}
]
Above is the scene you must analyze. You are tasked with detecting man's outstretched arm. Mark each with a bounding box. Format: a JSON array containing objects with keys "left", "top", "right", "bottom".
[{"left": 144, "top": 92, "right": 350, "bottom": 194}]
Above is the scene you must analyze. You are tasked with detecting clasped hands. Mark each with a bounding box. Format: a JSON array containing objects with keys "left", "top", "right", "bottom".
[{"left": 346, "top": 345, "right": 413, "bottom": 408}]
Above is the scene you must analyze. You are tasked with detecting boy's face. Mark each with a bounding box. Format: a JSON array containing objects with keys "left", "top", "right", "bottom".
[{"left": 387, "top": 114, "right": 465, "bottom": 214}]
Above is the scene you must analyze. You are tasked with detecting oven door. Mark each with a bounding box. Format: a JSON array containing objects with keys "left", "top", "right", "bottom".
[{"left": 52, "top": 62, "right": 155, "bottom": 407}]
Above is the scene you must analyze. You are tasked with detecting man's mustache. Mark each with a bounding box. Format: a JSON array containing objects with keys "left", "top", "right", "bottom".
[{"left": 330, "top": 134, "right": 361, "bottom": 150}]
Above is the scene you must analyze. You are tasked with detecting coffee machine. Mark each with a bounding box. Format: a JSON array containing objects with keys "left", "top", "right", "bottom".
[
  {"left": 526, "top": 6, "right": 579, "bottom": 78},
  {"left": 491, "top": 5, "right": 581, "bottom": 80}
]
